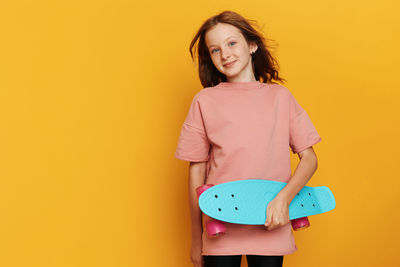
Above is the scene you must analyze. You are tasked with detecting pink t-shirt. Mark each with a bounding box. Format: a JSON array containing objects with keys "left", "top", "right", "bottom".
[{"left": 174, "top": 81, "right": 322, "bottom": 256}]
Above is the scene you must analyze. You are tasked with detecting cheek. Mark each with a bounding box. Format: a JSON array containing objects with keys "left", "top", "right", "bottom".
[
  {"left": 211, "top": 56, "right": 221, "bottom": 67},
  {"left": 240, "top": 48, "right": 250, "bottom": 58},
  {"left": 236, "top": 46, "right": 249, "bottom": 57}
]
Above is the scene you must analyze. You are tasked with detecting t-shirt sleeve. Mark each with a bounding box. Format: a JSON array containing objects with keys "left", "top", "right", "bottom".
[
  {"left": 174, "top": 93, "right": 211, "bottom": 162},
  {"left": 288, "top": 91, "right": 322, "bottom": 154}
]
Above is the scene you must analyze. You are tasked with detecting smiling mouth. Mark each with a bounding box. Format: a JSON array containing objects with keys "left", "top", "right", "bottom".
[{"left": 223, "top": 60, "right": 237, "bottom": 67}]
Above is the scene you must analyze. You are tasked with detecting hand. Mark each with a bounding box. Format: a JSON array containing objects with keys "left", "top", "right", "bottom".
[
  {"left": 264, "top": 196, "right": 290, "bottom": 231},
  {"left": 190, "top": 238, "right": 204, "bottom": 267}
]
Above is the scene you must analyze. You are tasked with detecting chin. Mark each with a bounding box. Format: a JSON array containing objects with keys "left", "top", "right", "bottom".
[{"left": 223, "top": 71, "right": 240, "bottom": 79}]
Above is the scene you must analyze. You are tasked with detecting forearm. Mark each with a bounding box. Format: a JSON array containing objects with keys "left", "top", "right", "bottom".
[
  {"left": 188, "top": 162, "right": 207, "bottom": 240},
  {"left": 276, "top": 152, "right": 318, "bottom": 204}
]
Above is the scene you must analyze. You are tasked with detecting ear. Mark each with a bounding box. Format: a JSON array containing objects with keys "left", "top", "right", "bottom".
[{"left": 249, "top": 41, "right": 258, "bottom": 54}]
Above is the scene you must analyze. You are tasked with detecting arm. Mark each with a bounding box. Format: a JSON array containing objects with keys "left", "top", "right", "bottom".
[
  {"left": 188, "top": 161, "right": 207, "bottom": 238},
  {"left": 188, "top": 161, "right": 207, "bottom": 266},
  {"left": 277, "top": 146, "right": 318, "bottom": 203},
  {"left": 264, "top": 147, "right": 318, "bottom": 230}
]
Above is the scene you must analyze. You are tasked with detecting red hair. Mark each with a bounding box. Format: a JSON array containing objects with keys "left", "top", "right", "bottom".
[{"left": 189, "top": 10, "right": 286, "bottom": 88}]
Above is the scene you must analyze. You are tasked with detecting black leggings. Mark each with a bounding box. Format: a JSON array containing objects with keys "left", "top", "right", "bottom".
[{"left": 203, "top": 255, "right": 283, "bottom": 267}]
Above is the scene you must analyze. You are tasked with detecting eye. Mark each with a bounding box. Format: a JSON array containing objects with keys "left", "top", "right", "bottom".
[
  {"left": 211, "top": 48, "right": 219, "bottom": 54},
  {"left": 229, "top": 41, "right": 236, "bottom": 46}
]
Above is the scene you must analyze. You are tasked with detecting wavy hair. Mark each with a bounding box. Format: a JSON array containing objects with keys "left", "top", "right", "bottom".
[{"left": 189, "top": 10, "right": 286, "bottom": 88}]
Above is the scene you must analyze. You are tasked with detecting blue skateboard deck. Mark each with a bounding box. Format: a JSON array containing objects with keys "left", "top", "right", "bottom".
[{"left": 198, "top": 179, "right": 336, "bottom": 225}]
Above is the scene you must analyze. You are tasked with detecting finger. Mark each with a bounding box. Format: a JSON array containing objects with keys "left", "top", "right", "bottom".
[
  {"left": 265, "top": 213, "right": 273, "bottom": 228},
  {"left": 264, "top": 210, "right": 272, "bottom": 226},
  {"left": 264, "top": 216, "right": 270, "bottom": 226},
  {"left": 268, "top": 218, "right": 278, "bottom": 230},
  {"left": 264, "top": 215, "right": 269, "bottom": 226}
]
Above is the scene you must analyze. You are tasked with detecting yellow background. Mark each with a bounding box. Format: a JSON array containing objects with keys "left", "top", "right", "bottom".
[{"left": 0, "top": 0, "right": 399, "bottom": 266}]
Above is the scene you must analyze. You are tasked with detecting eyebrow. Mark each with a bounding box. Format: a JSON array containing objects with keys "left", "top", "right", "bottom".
[{"left": 208, "top": 36, "right": 237, "bottom": 49}]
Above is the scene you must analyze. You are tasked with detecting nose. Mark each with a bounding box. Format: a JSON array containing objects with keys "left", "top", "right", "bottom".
[{"left": 220, "top": 47, "right": 231, "bottom": 60}]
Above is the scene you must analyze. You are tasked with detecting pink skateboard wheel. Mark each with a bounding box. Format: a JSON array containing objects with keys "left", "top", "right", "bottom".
[
  {"left": 196, "top": 184, "right": 214, "bottom": 198},
  {"left": 291, "top": 217, "right": 310, "bottom": 231},
  {"left": 206, "top": 220, "right": 226, "bottom": 238},
  {"left": 196, "top": 184, "right": 226, "bottom": 238}
]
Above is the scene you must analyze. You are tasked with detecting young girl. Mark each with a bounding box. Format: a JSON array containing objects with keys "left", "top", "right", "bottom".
[{"left": 174, "top": 10, "right": 321, "bottom": 267}]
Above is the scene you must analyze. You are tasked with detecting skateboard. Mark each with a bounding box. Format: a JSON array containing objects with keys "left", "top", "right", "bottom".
[{"left": 196, "top": 179, "right": 336, "bottom": 238}]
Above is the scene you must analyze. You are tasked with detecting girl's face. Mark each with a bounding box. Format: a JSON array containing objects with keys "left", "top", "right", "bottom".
[{"left": 205, "top": 23, "right": 258, "bottom": 82}]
